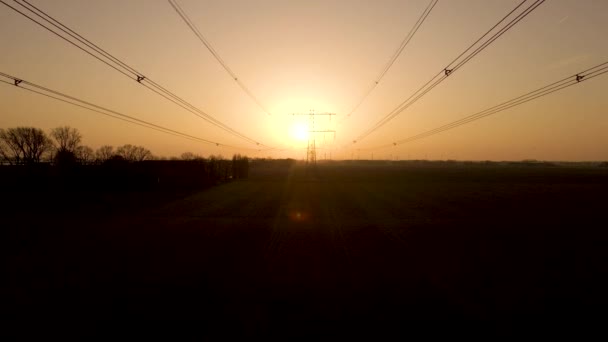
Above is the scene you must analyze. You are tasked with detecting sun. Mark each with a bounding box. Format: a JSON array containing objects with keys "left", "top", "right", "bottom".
[{"left": 290, "top": 122, "right": 309, "bottom": 141}]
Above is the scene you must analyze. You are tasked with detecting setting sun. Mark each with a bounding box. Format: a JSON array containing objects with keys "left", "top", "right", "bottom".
[
  {"left": 290, "top": 122, "right": 309, "bottom": 142},
  {"left": 2, "top": 0, "right": 608, "bottom": 332}
]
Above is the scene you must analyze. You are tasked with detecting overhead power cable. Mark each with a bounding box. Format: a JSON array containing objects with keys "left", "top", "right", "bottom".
[
  {"left": 168, "top": 0, "right": 272, "bottom": 116},
  {"left": 0, "top": 71, "right": 270, "bottom": 152},
  {"left": 360, "top": 61, "right": 608, "bottom": 151},
  {"left": 350, "top": 0, "right": 545, "bottom": 144},
  {"left": 342, "top": 0, "right": 439, "bottom": 121},
  {"left": 1, "top": 0, "right": 269, "bottom": 147}
]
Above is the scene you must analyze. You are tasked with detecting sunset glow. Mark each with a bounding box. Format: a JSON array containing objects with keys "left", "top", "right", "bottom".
[
  {"left": 3, "top": 1, "right": 607, "bottom": 331},
  {"left": 290, "top": 122, "right": 309, "bottom": 142},
  {"left": 1, "top": 0, "right": 607, "bottom": 160}
]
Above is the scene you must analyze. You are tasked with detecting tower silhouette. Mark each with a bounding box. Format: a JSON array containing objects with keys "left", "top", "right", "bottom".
[{"left": 291, "top": 110, "right": 336, "bottom": 164}]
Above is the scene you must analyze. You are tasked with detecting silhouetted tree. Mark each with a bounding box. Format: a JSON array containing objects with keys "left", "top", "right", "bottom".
[
  {"left": 76, "top": 145, "right": 94, "bottom": 164},
  {"left": 50, "top": 126, "right": 82, "bottom": 153},
  {"left": 106, "top": 154, "right": 127, "bottom": 163},
  {"left": 54, "top": 149, "right": 78, "bottom": 167},
  {"left": 95, "top": 145, "right": 114, "bottom": 162},
  {"left": 116, "top": 144, "right": 152, "bottom": 162},
  {"left": 207, "top": 154, "right": 224, "bottom": 181},
  {"left": 181, "top": 152, "right": 203, "bottom": 161},
  {"left": 232, "top": 154, "right": 249, "bottom": 179},
  {"left": 0, "top": 139, "right": 11, "bottom": 165},
  {"left": 0, "top": 127, "right": 54, "bottom": 164}
]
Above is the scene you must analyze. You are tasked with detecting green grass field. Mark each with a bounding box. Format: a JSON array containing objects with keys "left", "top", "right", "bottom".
[{"left": 3, "top": 161, "right": 608, "bottom": 336}]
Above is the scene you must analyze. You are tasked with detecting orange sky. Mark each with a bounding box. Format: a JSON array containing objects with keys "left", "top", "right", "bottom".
[{"left": 1, "top": 0, "right": 607, "bottom": 161}]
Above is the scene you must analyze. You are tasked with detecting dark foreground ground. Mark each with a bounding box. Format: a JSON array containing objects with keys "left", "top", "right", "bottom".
[{"left": 3, "top": 161, "right": 608, "bottom": 336}]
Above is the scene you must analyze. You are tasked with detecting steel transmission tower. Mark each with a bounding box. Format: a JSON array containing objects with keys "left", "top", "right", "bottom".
[{"left": 291, "top": 110, "right": 336, "bottom": 164}]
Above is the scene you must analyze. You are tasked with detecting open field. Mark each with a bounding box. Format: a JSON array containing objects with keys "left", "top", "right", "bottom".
[{"left": 3, "top": 161, "right": 608, "bottom": 336}]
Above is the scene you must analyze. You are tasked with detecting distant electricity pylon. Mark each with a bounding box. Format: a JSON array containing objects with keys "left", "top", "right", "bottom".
[{"left": 291, "top": 110, "right": 336, "bottom": 164}]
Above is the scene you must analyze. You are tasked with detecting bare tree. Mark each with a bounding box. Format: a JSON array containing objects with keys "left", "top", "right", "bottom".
[
  {"left": 0, "top": 136, "right": 13, "bottom": 165},
  {"left": 116, "top": 144, "right": 152, "bottom": 162},
  {"left": 232, "top": 154, "right": 249, "bottom": 179},
  {"left": 95, "top": 145, "right": 114, "bottom": 162},
  {"left": 181, "top": 152, "right": 203, "bottom": 161},
  {"left": 209, "top": 154, "right": 224, "bottom": 161},
  {"left": 0, "top": 127, "right": 55, "bottom": 164},
  {"left": 50, "top": 126, "right": 82, "bottom": 153},
  {"left": 0, "top": 128, "right": 22, "bottom": 165},
  {"left": 76, "top": 145, "right": 94, "bottom": 164}
]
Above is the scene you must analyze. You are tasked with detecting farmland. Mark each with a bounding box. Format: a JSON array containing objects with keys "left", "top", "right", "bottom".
[{"left": 3, "top": 160, "right": 608, "bottom": 336}]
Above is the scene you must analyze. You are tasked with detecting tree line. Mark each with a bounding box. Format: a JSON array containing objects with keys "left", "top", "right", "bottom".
[
  {"left": 0, "top": 126, "right": 156, "bottom": 165},
  {"left": 0, "top": 126, "right": 250, "bottom": 191},
  {"left": 0, "top": 126, "right": 241, "bottom": 165}
]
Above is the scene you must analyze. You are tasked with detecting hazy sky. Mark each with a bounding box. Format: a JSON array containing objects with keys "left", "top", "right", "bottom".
[{"left": 1, "top": 0, "right": 607, "bottom": 160}]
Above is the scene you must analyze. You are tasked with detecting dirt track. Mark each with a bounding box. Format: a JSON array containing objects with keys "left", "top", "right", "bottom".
[{"left": 4, "top": 162, "right": 608, "bottom": 335}]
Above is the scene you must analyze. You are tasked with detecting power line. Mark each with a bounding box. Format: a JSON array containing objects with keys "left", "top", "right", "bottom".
[
  {"left": 1, "top": 0, "right": 269, "bottom": 147},
  {"left": 0, "top": 72, "right": 269, "bottom": 152},
  {"left": 168, "top": 0, "right": 272, "bottom": 116},
  {"left": 352, "top": 0, "right": 543, "bottom": 143},
  {"left": 350, "top": 0, "right": 545, "bottom": 144},
  {"left": 342, "top": 0, "right": 439, "bottom": 121},
  {"left": 0, "top": 0, "right": 135, "bottom": 79},
  {"left": 2, "top": 0, "right": 256, "bottom": 146},
  {"left": 19, "top": 0, "right": 266, "bottom": 146},
  {"left": 360, "top": 61, "right": 608, "bottom": 151}
]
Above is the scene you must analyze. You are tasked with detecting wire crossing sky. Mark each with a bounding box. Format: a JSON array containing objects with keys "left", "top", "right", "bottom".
[
  {"left": 341, "top": 0, "right": 439, "bottom": 122},
  {"left": 350, "top": 0, "right": 546, "bottom": 145},
  {"left": 1, "top": 0, "right": 607, "bottom": 161},
  {"left": 0, "top": 71, "right": 272, "bottom": 152},
  {"left": 360, "top": 61, "right": 608, "bottom": 151},
  {"left": 1, "top": 0, "right": 270, "bottom": 148},
  {"left": 168, "top": 0, "right": 273, "bottom": 117}
]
